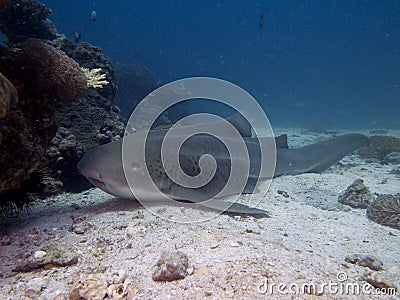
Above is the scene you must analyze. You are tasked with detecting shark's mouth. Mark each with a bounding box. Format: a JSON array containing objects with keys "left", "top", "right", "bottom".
[{"left": 88, "top": 177, "right": 107, "bottom": 191}]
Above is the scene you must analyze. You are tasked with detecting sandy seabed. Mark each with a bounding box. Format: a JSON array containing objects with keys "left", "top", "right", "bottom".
[{"left": 0, "top": 128, "right": 399, "bottom": 299}]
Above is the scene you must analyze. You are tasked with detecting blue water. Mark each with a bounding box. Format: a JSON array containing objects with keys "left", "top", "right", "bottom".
[{"left": 42, "top": 0, "right": 400, "bottom": 129}]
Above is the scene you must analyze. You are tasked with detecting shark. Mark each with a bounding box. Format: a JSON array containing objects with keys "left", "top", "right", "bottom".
[{"left": 77, "top": 116, "right": 369, "bottom": 215}]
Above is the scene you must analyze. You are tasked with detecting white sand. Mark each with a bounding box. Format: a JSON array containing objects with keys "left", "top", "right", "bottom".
[{"left": 0, "top": 129, "right": 399, "bottom": 299}]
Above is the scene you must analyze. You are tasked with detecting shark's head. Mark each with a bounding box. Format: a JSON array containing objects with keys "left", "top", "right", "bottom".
[
  {"left": 77, "top": 139, "right": 135, "bottom": 198},
  {"left": 77, "top": 133, "right": 160, "bottom": 200}
]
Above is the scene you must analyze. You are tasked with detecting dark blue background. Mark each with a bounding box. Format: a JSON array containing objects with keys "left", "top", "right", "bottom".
[{"left": 40, "top": 0, "right": 400, "bottom": 129}]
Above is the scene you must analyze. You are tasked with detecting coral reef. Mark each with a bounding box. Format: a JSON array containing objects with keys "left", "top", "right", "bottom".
[
  {"left": 358, "top": 135, "right": 400, "bottom": 162},
  {"left": 367, "top": 193, "right": 400, "bottom": 230},
  {"left": 0, "top": 0, "right": 126, "bottom": 201},
  {"left": 0, "top": 39, "right": 88, "bottom": 196},
  {"left": 338, "top": 179, "right": 374, "bottom": 209},
  {"left": 0, "top": 0, "right": 57, "bottom": 44}
]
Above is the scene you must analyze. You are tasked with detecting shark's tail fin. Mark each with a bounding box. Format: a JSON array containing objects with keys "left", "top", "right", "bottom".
[{"left": 274, "top": 133, "right": 370, "bottom": 176}]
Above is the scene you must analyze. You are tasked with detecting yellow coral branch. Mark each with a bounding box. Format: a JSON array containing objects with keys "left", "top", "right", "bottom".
[{"left": 81, "top": 67, "right": 109, "bottom": 89}]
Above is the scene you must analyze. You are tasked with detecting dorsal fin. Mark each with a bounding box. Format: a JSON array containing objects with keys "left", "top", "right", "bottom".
[
  {"left": 275, "top": 134, "right": 288, "bottom": 148},
  {"left": 225, "top": 112, "right": 252, "bottom": 137},
  {"left": 130, "top": 112, "right": 254, "bottom": 138}
]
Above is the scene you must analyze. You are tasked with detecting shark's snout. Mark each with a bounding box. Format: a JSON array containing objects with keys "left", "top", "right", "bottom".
[{"left": 77, "top": 158, "right": 107, "bottom": 190}]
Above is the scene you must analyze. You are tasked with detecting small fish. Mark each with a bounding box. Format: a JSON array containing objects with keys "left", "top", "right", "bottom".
[
  {"left": 74, "top": 32, "right": 81, "bottom": 43},
  {"left": 90, "top": 10, "right": 97, "bottom": 22},
  {"left": 259, "top": 14, "right": 265, "bottom": 28}
]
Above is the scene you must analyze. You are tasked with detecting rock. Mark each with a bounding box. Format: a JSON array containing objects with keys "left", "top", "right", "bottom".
[
  {"left": 345, "top": 254, "right": 384, "bottom": 271},
  {"left": 357, "top": 135, "right": 400, "bottom": 161},
  {"left": 152, "top": 251, "right": 189, "bottom": 282},
  {"left": 369, "top": 129, "right": 388, "bottom": 135},
  {"left": 33, "top": 250, "right": 47, "bottom": 259},
  {"left": 13, "top": 243, "right": 79, "bottom": 272},
  {"left": 125, "top": 220, "right": 147, "bottom": 238},
  {"left": 69, "top": 274, "right": 108, "bottom": 300},
  {"left": 71, "top": 215, "right": 92, "bottom": 234},
  {"left": 338, "top": 179, "right": 374, "bottom": 208},
  {"left": 107, "top": 269, "right": 126, "bottom": 285},
  {"left": 389, "top": 166, "right": 400, "bottom": 176},
  {"left": 25, "top": 277, "right": 47, "bottom": 298},
  {"left": 382, "top": 152, "right": 400, "bottom": 165},
  {"left": 46, "top": 127, "right": 89, "bottom": 193},
  {"left": 362, "top": 271, "right": 398, "bottom": 292},
  {"left": 277, "top": 190, "right": 290, "bottom": 198},
  {"left": 69, "top": 272, "right": 132, "bottom": 300},
  {"left": 0, "top": 234, "right": 11, "bottom": 245}
]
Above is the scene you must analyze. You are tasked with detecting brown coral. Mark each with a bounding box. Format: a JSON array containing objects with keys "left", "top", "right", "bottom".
[
  {"left": 15, "top": 39, "right": 87, "bottom": 102},
  {"left": 0, "top": 71, "right": 17, "bottom": 118},
  {"left": 367, "top": 194, "right": 400, "bottom": 230}
]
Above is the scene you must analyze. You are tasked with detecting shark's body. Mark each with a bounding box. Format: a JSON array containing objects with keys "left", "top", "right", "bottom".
[{"left": 78, "top": 119, "right": 369, "bottom": 215}]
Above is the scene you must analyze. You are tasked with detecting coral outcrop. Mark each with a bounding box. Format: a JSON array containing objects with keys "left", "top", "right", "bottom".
[
  {"left": 0, "top": 0, "right": 57, "bottom": 44},
  {"left": 338, "top": 179, "right": 374, "bottom": 209},
  {"left": 367, "top": 194, "right": 400, "bottom": 230},
  {"left": 53, "top": 37, "right": 124, "bottom": 151},
  {"left": 358, "top": 135, "right": 400, "bottom": 162}
]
